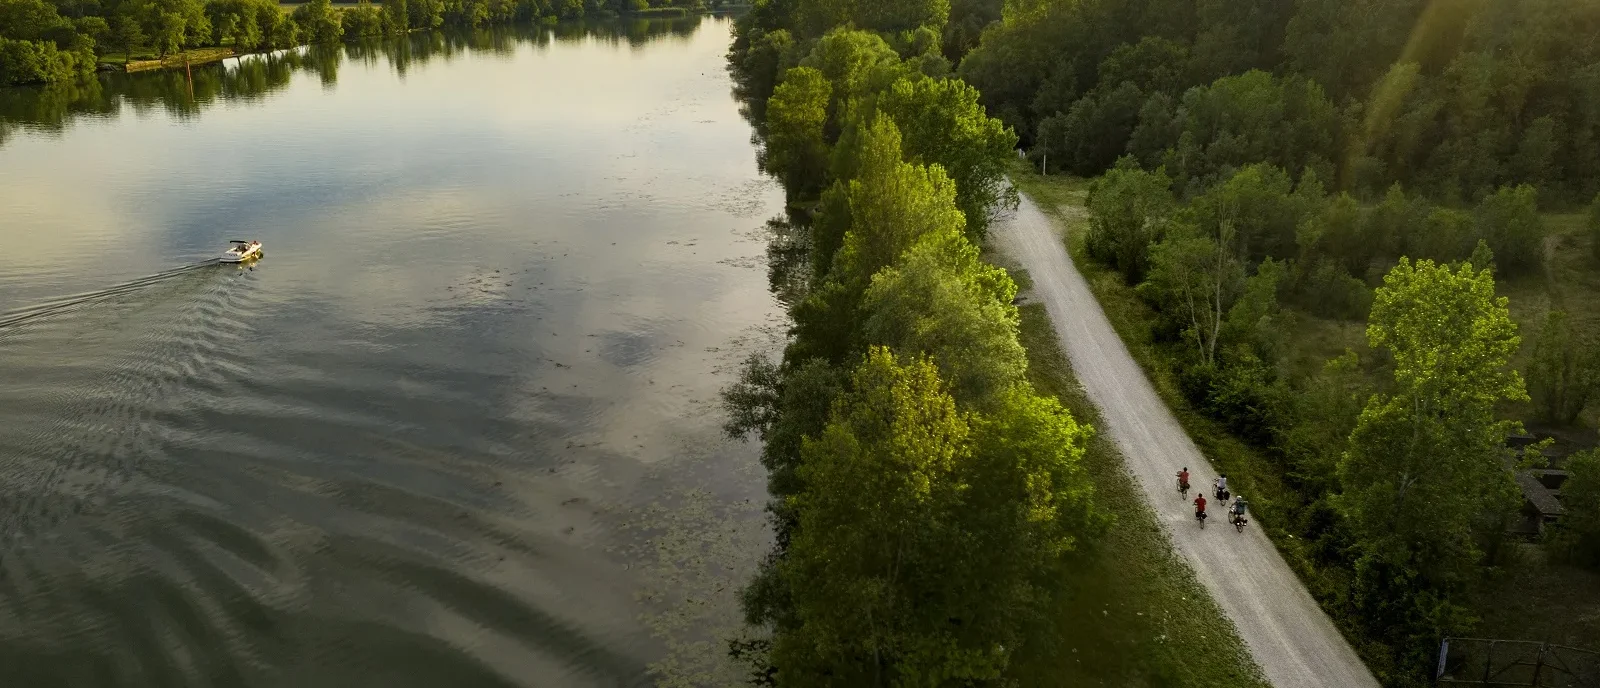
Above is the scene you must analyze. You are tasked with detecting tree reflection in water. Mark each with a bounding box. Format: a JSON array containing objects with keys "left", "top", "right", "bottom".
[{"left": 0, "top": 15, "right": 705, "bottom": 147}]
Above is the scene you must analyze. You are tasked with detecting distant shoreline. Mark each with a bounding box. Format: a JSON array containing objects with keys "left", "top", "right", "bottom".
[{"left": 94, "top": 9, "right": 724, "bottom": 76}]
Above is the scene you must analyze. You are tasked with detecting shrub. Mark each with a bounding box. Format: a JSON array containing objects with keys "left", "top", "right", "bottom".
[
  {"left": 1205, "top": 349, "right": 1288, "bottom": 446},
  {"left": 1297, "top": 259, "right": 1372, "bottom": 321},
  {"left": 1085, "top": 157, "right": 1174, "bottom": 283},
  {"left": 1526, "top": 310, "right": 1600, "bottom": 426},
  {"left": 339, "top": 0, "right": 385, "bottom": 37},
  {"left": 0, "top": 37, "right": 90, "bottom": 85},
  {"left": 1549, "top": 450, "right": 1600, "bottom": 570},
  {"left": 1474, "top": 184, "right": 1544, "bottom": 277}
]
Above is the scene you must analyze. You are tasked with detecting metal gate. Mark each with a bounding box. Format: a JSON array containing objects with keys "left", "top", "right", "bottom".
[{"left": 1436, "top": 638, "right": 1600, "bottom": 687}]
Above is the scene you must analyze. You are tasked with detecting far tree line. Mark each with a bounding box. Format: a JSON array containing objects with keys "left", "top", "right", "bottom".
[{"left": 0, "top": 0, "right": 713, "bottom": 85}]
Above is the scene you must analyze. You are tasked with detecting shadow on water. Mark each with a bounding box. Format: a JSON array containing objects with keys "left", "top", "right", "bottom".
[{"left": 0, "top": 15, "right": 706, "bottom": 148}]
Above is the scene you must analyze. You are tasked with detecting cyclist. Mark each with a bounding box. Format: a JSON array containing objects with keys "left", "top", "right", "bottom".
[
  {"left": 1193, "top": 493, "right": 1208, "bottom": 522},
  {"left": 1231, "top": 495, "right": 1249, "bottom": 526},
  {"left": 1176, "top": 466, "right": 1190, "bottom": 492}
]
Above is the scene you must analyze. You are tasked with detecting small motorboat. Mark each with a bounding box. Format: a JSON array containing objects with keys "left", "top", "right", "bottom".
[{"left": 221, "top": 240, "right": 263, "bottom": 263}]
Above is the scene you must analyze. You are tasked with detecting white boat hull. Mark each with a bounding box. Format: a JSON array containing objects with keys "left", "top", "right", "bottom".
[{"left": 221, "top": 242, "right": 263, "bottom": 263}]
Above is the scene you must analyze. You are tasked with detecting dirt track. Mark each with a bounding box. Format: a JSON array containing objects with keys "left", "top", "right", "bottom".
[{"left": 994, "top": 190, "right": 1381, "bottom": 688}]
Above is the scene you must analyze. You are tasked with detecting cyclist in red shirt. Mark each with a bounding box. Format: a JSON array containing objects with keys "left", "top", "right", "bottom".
[{"left": 1193, "top": 493, "right": 1208, "bottom": 522}]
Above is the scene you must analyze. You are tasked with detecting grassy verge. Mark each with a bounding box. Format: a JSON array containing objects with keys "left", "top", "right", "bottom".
[
  {"left": 629, "top": 6, "right": 689, "bottom": 16},
  {"left": 1001, "top": 271, "right": 1266, "bottom": 685},
  {"left": 116, "top": 47, "right": 237, "bottom": 72}
]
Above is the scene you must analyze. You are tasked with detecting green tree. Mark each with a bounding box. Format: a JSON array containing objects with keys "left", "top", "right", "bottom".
[
  {"left": 859, "top": 233, "right": 1025, "bottom": 406},
  {"left": 797, "top": 0, "right": 950, "bottom": 37},
  {"left": 1338, "top": 258, "right": 1525, "bottom": 655},
  {"left": 772, "top": 348, "right": 990, "bottom": 684},
  {"left": 0, "top": 37, "right": 88, "bottom": 84},
  {"left": 830, "top": 113, "right": 966, "bottom": 289},
  {"left": 1281, "top": 0, "right": 1425, "bottom": 102},
  {"left": 1137, "top": 224, "right": 1244, "bottom": 367},
  {"left": 1409, "top": 206, "right": 1475, "bottom": 264},
  {"left": 382, "top": 0, "right": 408, "bottom": 33},
  {"left": 108, "top": 15, "right": 144, "bottom": 60},
  {"left": 1085, "top": 157, "right": 1174, "bottom": 283},
  {"left": 408, "top": 0, "right": 443, "bottom": 29},
  {"left": 1187, "top": 163, "right": 1314, "bottom": 264},
  {"left": 1096, "top": 36, "right": 1188, "bottom": 95},
  {"left": 1526, "top": 310, "right": 1600, "bottom": 426},
  {"left": 1296, "top": 192, "right": 1365, "bottom": 275},
  {"left": 773, "top": 347, "right": 1095, "bottom": 685},
  {"left": 291, "top": 0, "right": 343, "bottom": 44},
  {"left": 1163, "top": 71, "right": 1337, "bottom": 190},
  {"left": 797, "top": 28, "right": 903, "bottom": 123},
  {"left": 723, "top": 355, "right": 846, "bottom": 504},
  {"left": 736, "top": 27, "right": 794, "bottom": 104},
  {"left": 339, "top": 0, "right": 385, "bottom": 37},
  {"left": 1222, "top": 257, "right": 1289, "bottom": 363},
  {"left": 73, "top": 16, "right": 110, "bottom": 50},
  {"left": 1035, "top": 81, "right": 1144, "bottom": 176},
  {"left": 1550, "top": 450, "right": 1600, "bottom": 569},
  {"left": 257, "top": 5, "right": 297, "bottom": 48},
  {"left": 1281, "top": 351, "right": 1369, "bottom": 495},
  {"left": 1127, "top": 91, "right": 1179, "bottom": 168},
  {"left": 1473, "top": 184, "right": 1544, "bottom": 277},
  {"left": 874, "top": 74, "right": 1017, "bottom": 238},
  {"left": 763, "top": 66, "right": 832, "bottom": 194},
  {"left": 138, "top": 0, "right": 210, "bottom": 56},
  {"left": 789, "top": 115, "right": 967, "bottom": 365}
]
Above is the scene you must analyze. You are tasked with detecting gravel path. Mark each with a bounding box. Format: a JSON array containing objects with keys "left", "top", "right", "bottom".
[{"left": 994, "top": 190, "right": 1380, "bottom": 688}]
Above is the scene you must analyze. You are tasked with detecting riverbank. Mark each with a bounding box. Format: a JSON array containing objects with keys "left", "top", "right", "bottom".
[
  {"left": 40, "top": 4, "right": 717, "bottom": 83},
  {"left": 102, "top": 47, "right": 238, "bottom": 73}
]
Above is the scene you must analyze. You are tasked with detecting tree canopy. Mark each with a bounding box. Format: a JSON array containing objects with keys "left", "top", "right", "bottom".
[{"left": 1337, "top": 259, "right": 1526, "bottom": 660}]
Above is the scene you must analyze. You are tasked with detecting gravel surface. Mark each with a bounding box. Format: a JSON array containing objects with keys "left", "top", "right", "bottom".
[{"left": 994, "top": 191, "right": 1381, "bottom": 688}]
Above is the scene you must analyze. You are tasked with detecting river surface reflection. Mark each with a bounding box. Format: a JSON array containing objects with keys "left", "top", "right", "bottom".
[{"left": 0, "top": 15, "right": 780, "bottom": 687}]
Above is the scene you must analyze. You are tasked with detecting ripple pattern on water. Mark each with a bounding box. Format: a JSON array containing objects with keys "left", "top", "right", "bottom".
[{"left": 0, "top": 14, "right": 784, "bottom": 688}]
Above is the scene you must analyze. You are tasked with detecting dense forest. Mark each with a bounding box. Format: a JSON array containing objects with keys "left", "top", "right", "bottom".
[
  {"left": 729, "top": 0, "right": 1600, "bottom": 686},
  {"left": 722, "top": 2, "right": 1113, "bottom": 683},
  {"left": 0, "top": 0, "right": 714, "bottom": 85}
]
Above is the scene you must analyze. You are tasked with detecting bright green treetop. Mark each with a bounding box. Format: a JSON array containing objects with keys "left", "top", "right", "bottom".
[
  {"left": 764, "top": 66, "right": 833, "bottom": 194},
  {"left": 1340, "top": 258, "right": 1525, "bottom": 576},
  {"left": 831, "top": 113, "right": 967, "bottom": 289},
  {"left": 874, "top": 74, "right": 1018, "bottom": 238},
  {"left": 860, "top": 232, "right": 1025, "bottom": 406}
]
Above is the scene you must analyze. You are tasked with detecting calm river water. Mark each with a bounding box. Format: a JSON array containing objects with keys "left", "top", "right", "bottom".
[{"left": 0, "top": 16, "right": 782, "bottom": 687}]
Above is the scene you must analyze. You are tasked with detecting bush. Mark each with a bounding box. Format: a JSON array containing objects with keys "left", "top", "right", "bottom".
[
  {"left": 1549, "top": 450, "right": 1600, "bottom": 570},
  {"left": 1526, "top": 310, "right": 1600, "bottom": 426},
  {"left": 292, "top": 0, "right": 344, "bottom": 43},
  {"left": 1297, "top": 259, "right": 1372, "bottom": 321},
  {"left": 0, "top": 37, "right": 90, "bottom": 85},
  {"left": 1204, "top": 349, "right": 1288, "bottom": 446},
  {"left": 1410, "top": 206, "right": 1474, "bottom": 264},
  {"left": 1084, "top": 158, "right": 1174, "bottom": 283},
  {"left": 339, "top": 0, "right": 385, "bottom": 37},
  {"left": 1474, "top": 184, "right": 1544, "bottom": 277}
]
